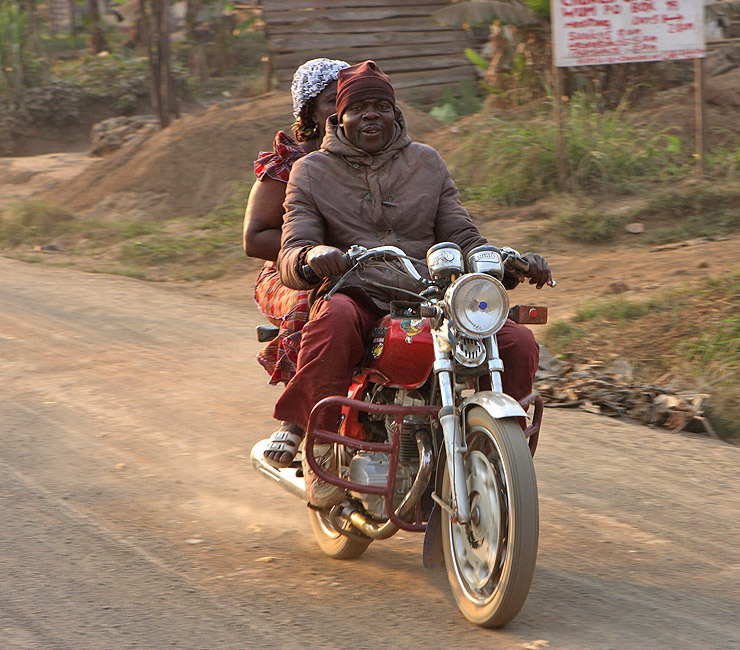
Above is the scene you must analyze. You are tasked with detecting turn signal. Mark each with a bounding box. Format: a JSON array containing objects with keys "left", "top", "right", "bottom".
[{"left": 508, "top": 305, "right": 548, "bottom": 324}]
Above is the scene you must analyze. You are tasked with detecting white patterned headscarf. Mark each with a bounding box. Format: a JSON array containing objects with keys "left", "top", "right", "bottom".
[{"left": 291, "top": 58, "right": 350, "bottom": 118}]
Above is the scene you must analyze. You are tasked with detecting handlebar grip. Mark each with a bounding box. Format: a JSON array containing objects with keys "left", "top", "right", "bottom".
[
  {"left": 509, "top": 257, "right": 529, "bottom": 273},
  {"left": 301, "top": 251, "right": 353, "bottom": 284},
  {"left": 505, "top": 255, "right": 529, "bottom": 273},
  {"left": 301, "top": 264, "right": 320, "bottom": 283}
]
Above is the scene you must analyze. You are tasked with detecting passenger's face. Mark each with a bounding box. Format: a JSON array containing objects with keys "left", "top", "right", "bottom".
[
  {"left": 340, "top": 98, "right": 395, "bottom": 153},
  {"left": 311, "top": 81, "right": 338, "bottom": 139}
]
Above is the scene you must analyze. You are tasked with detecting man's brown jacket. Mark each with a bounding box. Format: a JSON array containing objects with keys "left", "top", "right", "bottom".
[{"left": 277, "top": 107, "right": 487, "bottom": 312}]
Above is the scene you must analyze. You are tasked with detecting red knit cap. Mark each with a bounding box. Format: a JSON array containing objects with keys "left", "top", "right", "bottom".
[{"left": 335, "top": 60, "right": 395, "bottom": 119}]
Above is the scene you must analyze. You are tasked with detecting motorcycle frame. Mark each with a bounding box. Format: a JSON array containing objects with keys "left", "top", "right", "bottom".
[
  {"left": 304, "top": 398, "right": 439, "bottom": 532},
  {"left": 303, "top": 343, "right": 544, "bottom": 530}
]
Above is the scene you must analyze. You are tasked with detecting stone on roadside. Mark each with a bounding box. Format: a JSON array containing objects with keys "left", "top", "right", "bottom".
[
  {"left": 90, "top": 116, "right": 160, "bottom": 157},
  {"left": 605, "top": 358, "right": 634, "bottom": 380},
  {"left": 604, "top": 281, "right": 629, "bottom": 295}
]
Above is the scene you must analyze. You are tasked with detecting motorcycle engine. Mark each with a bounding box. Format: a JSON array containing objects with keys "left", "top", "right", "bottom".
[
  {"left": 348, "top": 452, "right": 416, "bottom": 520},
  {"left": 348, "top": 389, "right": 429, "bottom": 520}
]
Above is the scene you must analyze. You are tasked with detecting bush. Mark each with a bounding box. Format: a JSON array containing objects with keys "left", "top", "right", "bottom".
[
  {"left": 634, "top": 185, "right": 740, "bottom": 244},
  {"left": 0, "top": 200, "right": 77, "bottom": 246},
  {"left": 450, "top": 92, "right": 689, "bottom": 206},
  {"left": 551, "top": 206, "right": 623, "bottom": 243}
]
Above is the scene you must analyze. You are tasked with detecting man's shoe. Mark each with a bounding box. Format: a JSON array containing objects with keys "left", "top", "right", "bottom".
[{"left": 303, "top": 443, "right": 344, "bottom": 508}]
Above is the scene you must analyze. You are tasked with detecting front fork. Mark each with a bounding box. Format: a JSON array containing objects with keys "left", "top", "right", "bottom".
[
  {"left": 432, "top": 332, "right": 503, "bottom": 524},
  {"left": 432, "top": 330, "right": 492, "bottom": 524}
]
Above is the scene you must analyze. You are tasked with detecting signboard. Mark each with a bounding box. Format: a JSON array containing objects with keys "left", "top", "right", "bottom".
[{"left": 551, "top": 0, "right": 706, "bottom": 67}]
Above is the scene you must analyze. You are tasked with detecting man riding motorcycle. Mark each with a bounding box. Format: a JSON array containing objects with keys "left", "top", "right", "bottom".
[{"left": 263, "top": 60, "right": 553, "bottom": 507}]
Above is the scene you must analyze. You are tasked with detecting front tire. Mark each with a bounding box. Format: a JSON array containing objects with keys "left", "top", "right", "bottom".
[
  {"left": 307, "top": 508, "right": 372, "bottom": 560},
  {"left": 441, "top": 410, "right": 538, "bottom": 627}
]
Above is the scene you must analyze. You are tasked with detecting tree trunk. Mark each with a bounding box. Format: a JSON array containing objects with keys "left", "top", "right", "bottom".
[
  {"left": 147, "top": 0, "right": 178, "bottom": 127},
  {"left": 67, "top": 0, "right": 77, "bottom": 37},
  {"left": 24, "top": 0, "right": 43, "bottom": 57},
  {"left": 155, "top": 0, "right": 170, "bottom": 127},
  {"left": 87, "top": 0, "right": 108, "bottom": 54},
  {"left": 185, "top": 0, "right": 196, "bottom": 41},
  {"left": 143, "top": 0, "right": 162, "bottom": 124}
]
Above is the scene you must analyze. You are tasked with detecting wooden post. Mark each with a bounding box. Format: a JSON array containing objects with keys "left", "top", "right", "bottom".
[
  {"left": 550, "top": 0, "right": 566, "bottom": 189},
  {"left": 694, "top": 57, "right": 706, "bottom": 176},
  {"left": 553, "top": 62, "right": 566, "bottom": 189}
]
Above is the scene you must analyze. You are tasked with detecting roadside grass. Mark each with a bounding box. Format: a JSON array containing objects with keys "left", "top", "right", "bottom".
[
  {"left": 0, "top": 200, "right": 79, "bottom": 246},
  {"left": 450, "top": 93, "right": 689, "bottom": 207},
  {"left": 542, "top": 273, "right": 740, "bottom": 441},
  {"left": 531, "top": 180, "right": 740, "bottom": 246},
  {"left": 548, "top": 203, "right": 625, "bottom": 243},
  {"left": 632, "top": 184, "right": 740, "bottom": 245},
  {"left": 0, "top": 183, "right": 253, "bottom": 281}
]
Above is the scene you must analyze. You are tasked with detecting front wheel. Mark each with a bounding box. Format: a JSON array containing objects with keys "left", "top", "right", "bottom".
[
  {"left": 441, "top": 410, "right": 539, "bottom": 627},
  {"left": 307, "top": 508, "right": 372, "bottom": 560}
]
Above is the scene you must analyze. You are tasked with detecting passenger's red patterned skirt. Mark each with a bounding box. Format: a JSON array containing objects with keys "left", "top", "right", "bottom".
[{"left": 253, "top": 261, "right": 309, "bottom": 385}]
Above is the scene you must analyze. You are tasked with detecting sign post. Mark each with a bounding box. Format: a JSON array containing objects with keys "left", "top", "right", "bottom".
[{"left": 550, "top": 0, "right": 708, "bottom": 173}]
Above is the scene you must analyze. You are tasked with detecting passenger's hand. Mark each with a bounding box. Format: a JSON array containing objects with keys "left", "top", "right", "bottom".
[
  {"left": 521, "top": 253, "right": 554, "bottom": 289},
  {"left": 306, "top": 245, "right": 349, "bottom": 278}
]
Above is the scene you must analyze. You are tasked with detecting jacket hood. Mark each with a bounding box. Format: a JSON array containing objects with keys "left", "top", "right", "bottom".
[{"left": 321, "top": 106, "right": 411, "bottom": 167}]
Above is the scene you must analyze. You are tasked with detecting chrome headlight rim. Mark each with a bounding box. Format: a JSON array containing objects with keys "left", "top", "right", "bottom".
[{"left": 445, "top": 273, "right": 510, "bottom": 339}]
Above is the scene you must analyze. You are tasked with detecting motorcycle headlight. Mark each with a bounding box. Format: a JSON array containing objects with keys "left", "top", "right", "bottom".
[{"left": 446, "top": 273, "right": 509, "bottom": 338}]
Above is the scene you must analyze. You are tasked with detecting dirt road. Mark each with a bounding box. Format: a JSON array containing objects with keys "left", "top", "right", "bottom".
[{"left": 1, "top": 256, "right": 739, "bottom": 650}]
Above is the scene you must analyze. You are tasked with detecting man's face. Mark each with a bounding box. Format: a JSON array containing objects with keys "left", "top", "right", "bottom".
[{"left": 340, "top": 98, "right": 395, "bottom": 153}]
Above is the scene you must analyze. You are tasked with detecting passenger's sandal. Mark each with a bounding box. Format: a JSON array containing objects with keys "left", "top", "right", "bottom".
[{"left": 262, "top": 423, "right": 303, "bottom": 468}]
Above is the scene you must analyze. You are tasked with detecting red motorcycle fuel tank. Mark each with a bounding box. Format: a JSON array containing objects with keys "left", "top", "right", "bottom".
[{"left": 361, "top": 315, "right": 434, "bottom": 389}]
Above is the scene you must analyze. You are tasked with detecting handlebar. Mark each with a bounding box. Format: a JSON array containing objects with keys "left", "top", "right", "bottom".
[
  {"left": 301, "top": 245, "right": 428, "bottom": 287},
  {"left": 300, "top": 244, "right": 554, "bottom": 289},
  {"left": 501, "top": 247, "right": 530, "bottom": 273},
  {"left": 300, "top": 263, "right": 321, "bottom": 283}
]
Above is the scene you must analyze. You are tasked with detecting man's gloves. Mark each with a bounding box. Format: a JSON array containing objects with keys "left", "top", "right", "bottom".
[
  {"left": 513, "top": 253, "right": 554, "bottom": 290},
  {"left": 305, "top": 245, "right": 350, "bottom": 278}
]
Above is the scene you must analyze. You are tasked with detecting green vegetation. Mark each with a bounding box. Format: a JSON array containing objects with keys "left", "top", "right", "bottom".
[
  {"left": 543, "top": 275, "right": 740, "bottom": 440},
  {"left": 51, "top": 55, "right": 188, "bottom": 115},
  {"left": 633, "top": 185, "right": 740, "bottom": 244},
  {"left": 1, "top": 1, "right": 267, "bottom": 133},
  {"left": 0, "top": 200, "right": 78, "bottom": 245},
  {"left": 451, "top": 93, "right": 688, "bottom": 206},
  {"left": 537, "top": 181, "right": 740, "bottom": 245},
  {"left": 0, "top": 183, "right": 253, "bottom": 281},
  {"left": 429, "top": 80, "right": 483, "bottom": 123},
  {"left": 549, "top": 204, "right": 624, "bottom": 243}
]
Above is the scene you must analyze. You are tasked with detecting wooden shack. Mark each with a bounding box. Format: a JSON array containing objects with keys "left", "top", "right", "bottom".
[{"left": 261, "top": 0, "right": 478, "bottom": 103}]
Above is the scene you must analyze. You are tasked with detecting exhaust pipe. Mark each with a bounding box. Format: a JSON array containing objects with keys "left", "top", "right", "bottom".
[
  {"left": 251, "top": 432, "right": 434, "bottom": 541},
  {"left": 250, "top": 439, "right": 307, "bottom": 501}
]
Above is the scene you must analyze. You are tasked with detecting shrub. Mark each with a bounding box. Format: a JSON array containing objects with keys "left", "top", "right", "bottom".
[{"left": 450, "top": 92, "right": 689, "bottom": 205}]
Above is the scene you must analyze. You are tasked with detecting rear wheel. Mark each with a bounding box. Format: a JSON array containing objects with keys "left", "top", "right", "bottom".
[
  {"left": 441, "top": 410, "right": 538, "bottom": 627},
  {"left": 307, "top": 508, "right": 372, "bottom": 560}
]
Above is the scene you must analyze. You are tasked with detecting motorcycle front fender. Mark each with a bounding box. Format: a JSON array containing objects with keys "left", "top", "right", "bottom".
[{"left": 459, "top": 390, "right": 527, "bottom": 421}]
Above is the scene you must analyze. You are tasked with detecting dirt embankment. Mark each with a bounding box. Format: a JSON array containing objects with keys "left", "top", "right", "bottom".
[
  {"left": 45, "top": 94, "right": 443, "bottom": 222},
  {"left": 1, "top": 63, "right": 737, "bottom": 225}
]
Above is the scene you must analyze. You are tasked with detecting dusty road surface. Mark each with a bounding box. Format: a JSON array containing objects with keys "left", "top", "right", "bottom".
[{"left": 2, "top": 256, "right": 739, "bottom": 650}]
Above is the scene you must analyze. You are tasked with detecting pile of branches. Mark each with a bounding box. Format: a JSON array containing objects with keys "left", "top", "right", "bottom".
[{"left": 534, "top": 353, "right": 717, "bottom": 437}]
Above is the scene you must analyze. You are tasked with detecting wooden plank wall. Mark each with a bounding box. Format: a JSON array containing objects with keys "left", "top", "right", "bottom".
[{"left": 262, "top": 0, "right": 477, "bottom": 101}]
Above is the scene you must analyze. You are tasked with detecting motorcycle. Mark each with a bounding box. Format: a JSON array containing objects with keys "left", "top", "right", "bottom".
[{"left": 251, "top": 242, "right": 550, "bottom": 627}]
